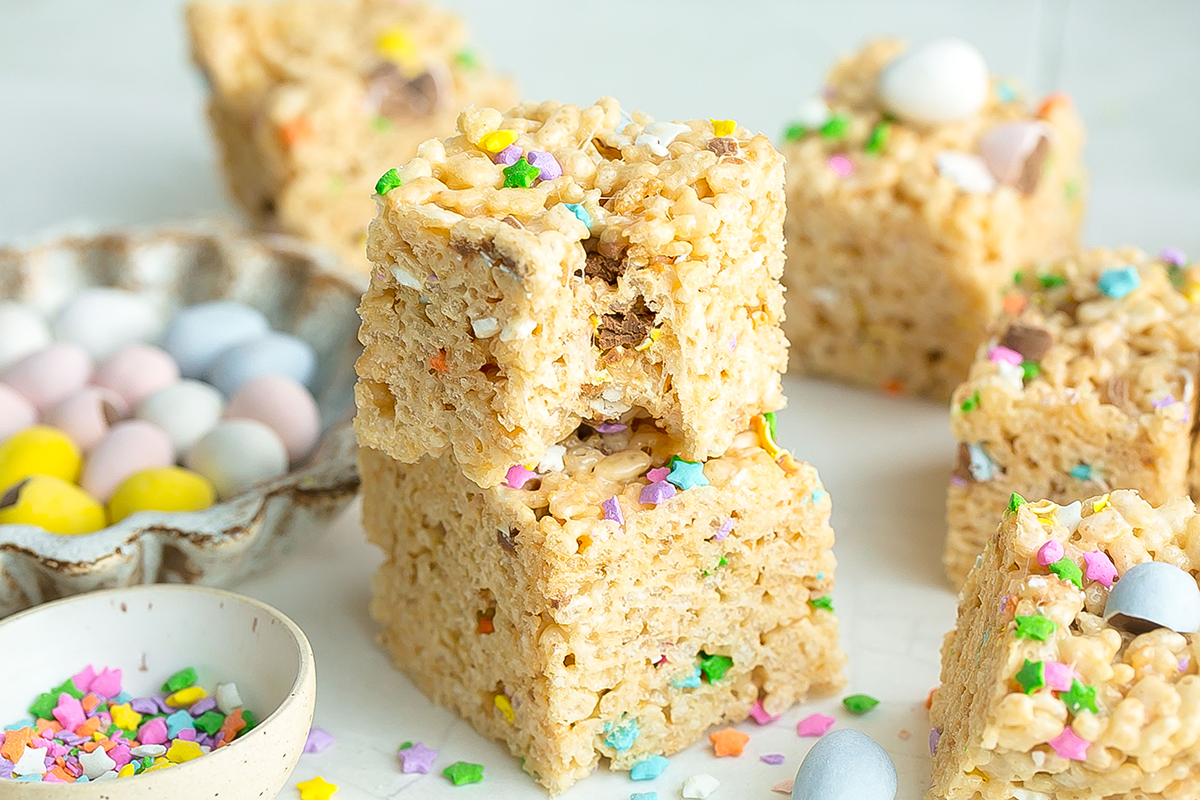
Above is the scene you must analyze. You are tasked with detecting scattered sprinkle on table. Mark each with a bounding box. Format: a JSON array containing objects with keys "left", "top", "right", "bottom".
[
  {"left": 709, "top": 727, "right": 749, "bottom": 757},
  {"left": 397, "top": 741, "right": 438, "bottom": 773},
  {"left": 796, "top": 712, "right": 835, "bottom": 737},
  {"left": 296, "top": 775, "right": 339, "bottom": 799},
  {"left": 760, "top": 753, "right": 785, "bottom": 765},
  {"left": 630, "top": 754, "right": 669, "bottom": 781},
  {"left": 842, "top": 693, "right": 880, "bottom": 715},
  {"left": 303, "top": 726, "right": 334, "bottom": 754},
  {"left": 681, "top": 772, "right": 720, "bottom": 799},
  {"left": 771, "top": 778, "right": 795, "bottom": 794},
  {"left": 443, "top": 760, "right": 484, "bottom": 785}
]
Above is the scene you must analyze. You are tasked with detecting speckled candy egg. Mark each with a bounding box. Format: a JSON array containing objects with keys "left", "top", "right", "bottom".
[
  {"left": 792, "top": 729, "right": 898, "bottom": 800},
  {"left": 1104, "top": 561, "right": 1200, "bottom": 634},
  {"left": 0, "top": 302, "right": 52, "bottom": 371},
  {"left": 184, "top": 419, "right": 288, "bottom": 501},
  {"left": 0, "top": 475, "right": 106, "bottom": 535},
  {"left": 160, "top": 301, "right": 270, "bottom": 379},
  {"left": 225, "top": 375, "right": 320, "bottom": 463},
  {"left": 107, "top": 466, "right": 216, "bottom": 524},
  {"left": 878, "top": 39, "right": 989, "bottom": 125},
  {"left": 43, "top": 387, "right": 129, "bottom": 452},
  {"left": 205, "top": 332, "right": 317, "bottom": 396},
  {"left": 0, "top": 383, "right": 37, "bottom": 441},
  {"left": 136, "top": 379, "right": 224, "bottom": 453},
  {"left": 0, "top": 425, "right": 83, "bottom": 491},
  {"left": 52, "top": 288, "right": 164, "bottom": 361},
  {"left": 1, "top": 343, "right": 93, "bottom": 412},
  {"left": 81, "top": 420, "right": 175, "bottom": 503},
  {"left": 93, "top": 343, "right": 180, "bottom": 408}
]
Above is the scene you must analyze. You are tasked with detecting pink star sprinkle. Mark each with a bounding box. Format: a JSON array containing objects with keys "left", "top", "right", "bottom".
[
  {"left": 594, "top": 421, "right": 627, "bottom": 433},
  {"left": 1037, "top": 540, "right": 1064, "bottom": 567},
  {"left": 1044, "top": 662, "right": 1075, "bottom": 691},
  {"left": 796, "top": 713, "right": 834, "bottom": 737},
  {"left": 827, "top": 155, "right": 853, "bottom": 177},
  {"left": 504, "top": 464, "right": 538, "bottom": 489},
  {"left": 1048, "top": 727, "right": 1089, "bottom": 761},
  {"left": 1083, "top": 550, "right": 1117, "bottom": 587},
  {"left": 749, "top": 699, "right": 780, "bottom": 725},
  {"left": 646, "top": 467, "right": 670, "bottom": 483},
  {"left": 1180, "top": 657, "right": 1190, "bottom": 672},
  {"left": 988, "top": 345, "right": 1024, "bottom": 366},
  {"left": 771, "top": 779, "right": 794, "bottom": 794}
]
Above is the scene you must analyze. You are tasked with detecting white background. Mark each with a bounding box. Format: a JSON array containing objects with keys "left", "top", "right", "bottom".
[{"left": 1, "top": 1, "right": 1198, "bottom": 798}]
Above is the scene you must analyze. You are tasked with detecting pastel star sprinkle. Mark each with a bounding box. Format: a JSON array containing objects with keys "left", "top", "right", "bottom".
[
  {"left": 1097, "top": 265, "right": 1141, "bottom": 299},
  {"left": 397, "top": 741, "right": 437, "bottom": 774},
  {"left": 666, "top": 458, "right": 708, "bottom": 491},
  {"left": 1037, "top": 540, "right": 1064, "bottom": 566},
  {"left": 639, "top": 481, "right": 676, "bottom": 506},
  {"left": 928, "top": 727, "right": 940, "bottom": 755},
  {"left": 604, "top": 718, "right": 639, "bottom": 751},
  {"left": 503, "top": 464, "right": 537, "bottom": 489},
  {"left": 1048, "top": 727, "right": 1089, "bottom": 761},
  {"left": 1014, "top": 615, "right": 1056, "bottom": 641},
  {"left": 709, "top": 727, "right": 749, "bottom": 757},
  {"left": 711, "top": 518, "right": 734, "bottom": 541},
  {"left": 1044, "top": 662, "right": 1075, "bottom": 692},
  {"left": 1015, "top": 659, "right": 1045, "bottom": 694},
  {"left": 1070, "top": 464, "right": 1093, "bottom": 481},
  {"left": 601, "top": 496, "right": 624, "bottom": 527},
  {"left": 296, "top": 776, "right": 339, "bottom": 800},
  {"left": 681, "top": 773, "right": 720, "bottom": 799},
  {"left": 1048, "top": 557, "right": 1083, "bottom": 589},
  {"left": 698, "top": 653, "right": 733, "bottom": 683},
  {"left": 1083, "top": 550, "right": 1117, "bottom": 587},
  {"left": 827, "top": 154, "right": 853, "bottom": 176},
  {"left": 375, "top": 168, "right": 402, "bottom": 195},
  {"left": 711, "top": 119, "right": 736, "bottom": 137},
  {"left": 442, "top": 761, "right": 484, "bottom": 785},
  {"left": 760, "top": 753, "right": 785, "bottom": 765},
  {"left": 795, "top": 713, "right": 834, "bottom": 737},
  {"left": 303, "top": 727, "right": 334, "bottom": 754},
  {"left": 502, "top": 157, "right": 540, "bottom": 188},
  {"left": 493, "top": 144, "right": 521, "bottom": 166},
  {"left": 1061, "top": 680, "right": 1098, "bottom": 715},
  {"left": 479, "top": 129, "right": 517, "bottom": 153},
  {"left": 842, "top": 694, "right": 879, "bottom": 715},
  {"left": 630, "top": 754, "right": 669, "bottom": 781},
  {"left": 809, "top": 595, "right": 834, "bottom": 612},
  {"left": 671, "top": 667, "right": 701, "bottom": 688},
  {"left": 988, "top": 345, "right": 1024, "bottom": 366},
  {"left": 631, "top": 793, "right": 659, "bottom": 800},
  {"left": 564, "top": 202, "right": 592, "bottom": 228},
  {"left": 646, "top": 466, "right": 671, "bottom": 482},
  {"left": 771, "top": 779, "right": 795, "bottom": 794},
  {"left": 1161, "top": 246, "right": 1188, "bottom": 266},
  {"left": 749, "top": 699, "right": 780, "bottom": 724},
  {"left": 525, "top": 151, "right": 561, "bottom": 181}
]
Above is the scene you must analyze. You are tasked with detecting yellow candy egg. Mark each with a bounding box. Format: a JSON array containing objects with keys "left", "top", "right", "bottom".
[
  {"left": 106, "top": 466, "right": 216, "bottom": 524},
  {"left": 0, "top": 424, "right": 82, "bottom": 492},
  {"left": 0, "top": 475, "right": 105, "bottom": 534}
]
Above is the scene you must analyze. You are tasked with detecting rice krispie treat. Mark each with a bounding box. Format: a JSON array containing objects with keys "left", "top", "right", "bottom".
[
  {"left": 946, "top": 247, "right": 1200, "bottom": 586},
  {"left": 355, "top": 98, "right": 788, "bottom": 487},
  {"left": 361, "top": 415, "right": 843, "bottom": 793},
  {"left": 930, "top": 489, "right": 1200, "bottom": 800},
  {"left": 186, "top": 0, "right": 516, "bottom": 273},
  {"left": 781, "top": 39, "right": 1086, "bottom": 400}
]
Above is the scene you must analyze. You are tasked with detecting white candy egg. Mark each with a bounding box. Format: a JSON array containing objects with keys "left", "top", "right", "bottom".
[
  {"left": 136, "top": 379, "right": 225, "bottom": 453},
  {"left": 0, "top": 303, "right": 52, "bottom": 371},
  {"left": 792, "top": 729, "right": 898, "bottom": 800},
  {"left": 878, "top": 39, "right": 989, "bottom": 125},
  {"left": 160, "top": 301, "right": 270, "bottom": 379},
  {"left": 184, "top": 419, "right": 289, "bottom": 500},
  {"left": 1104, "top": 561, "right": 1200, "bottom": 634},
  {"left": 53, "top": 288, "right": 164, "bottom": 361},
  {"left": 204, "top": 332, "right": 317, "bottom": 396}
]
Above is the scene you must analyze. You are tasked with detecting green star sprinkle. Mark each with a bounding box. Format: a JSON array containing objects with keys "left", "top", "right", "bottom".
[
  {"left": 502, "top": 157, "right": 541, "bottom": 188},
  {"left": 842, "top": 693, "right": 880, "bottom": 715},
  {"left": 1008, "top": 493, "right": 1027, "bottom": 514},
  {"left": 783, "top": 123, "right": 807, "bottom": 142},
  {"left": 194, "top": 711, "right": 225, "bottom": 735},
  {"left": 819, "top": 114, "right": 850, "bottom": 140},
  {"left": 375, "top": 168, "right": 403, "bottom": 195},
  {"left": 29, "top": 678, "right": 81, "bottom": 718},
  {"left": 1048, "top": 557, "right": 1083, "bottom": 589},
  {"left": 1061, "top": 679, "right": 1098, "bottom": 715},
  {"left": 763, "top": 410, "right": 778, "bottom": 440},
  {"left": 1038, "top": 274, "right": 1067, "bottom": 288},
  {"left": 960, "top": 391, "right": 981, "bottom": 412},
  {"left": 864, "top": 121, "right": 890, "bottom": 155},
  {"left": 454, "top": 50, "right": 480, "bottom": 69},
  {"left": 1014, "top": 614, "right": 1056, "bottom": 641},
  {"left": 1021, "top": 361, "right": 1041, "bottom": 381},
  {"left": 1015, "top": 659, "right": 1045, "bottom": 694},
  {"left": 809, "top": 595, "right": 834, "bottom": 612},
  {"left": 698, "top": 652, "right": 733, "bottom": 683},
  {"left": 1013, "top": 270, "right": 1024, "bottom": 285},
  {"left": 443, "top": 761, "right": 484, "bottom": 785}
]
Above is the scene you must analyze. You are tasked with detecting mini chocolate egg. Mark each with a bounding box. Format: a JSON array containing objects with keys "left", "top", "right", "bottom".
[
  {"left": 52, "top": 288, "right": 164, "bottom": 361},
  {"left": 878, "top": 39, "right": 989, "bottom": 125},
  {"left": 160, "top": 301, "right": 270, "bottom": 379},
  {"left": 184, "top": 419, "right": 288, "bottom": 500},
  {"left": 1, "top": 342, "right": 93, "bottom": 412},
  {"left": 792, "top": 729, "right": 898, "bottom": 800},
  {"left": 0, "top": 302, "right": 52, "bottom": 371},
  {"left": 979, "top": 121, "right": 1053, "bottom": 192},
  {"left": 1103, "top": 561, "right": 1200, "bottom": 634},
  {"left": 93, "top": 343, "right": 181, "bottom": 408},
  {"left": 225, "top": 375, "right": 320, "bottom": 462},
  {"left": 43, "top": 387, "right": 128, "bottom": 452},
  {"left": 0, "top": 424, "right": 83, "bottom": 491},
  {"left": 0, "top": 383, "right": 37, "bottom": 441},
  {"left": 81, "top": 420, "right": 174, "bottom": 503},
  {"left": 0, "top": 475, "right": 106, "bottom": 534},
  {"left": 106, "top": 466, "right": 216, "bottom": 524},
  {"left": 136, "top": 379, "right": 224, "bottom": 452},
  {"left": 205, "top": 332, "right": 317, "bottom": 396}
]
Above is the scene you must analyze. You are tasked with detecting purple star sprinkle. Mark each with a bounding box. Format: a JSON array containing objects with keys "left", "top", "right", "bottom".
[
  {"left": 594, "top": 421, "right": 627, "bottom": 433},
  {"left": 1153, "top": 395, "right": 1176, "bottom": 410},
  {"left": 525, "top": 150, "right": 562, "bottom": 181},
  {"left": 504, "top": 464, "right": 538, "bottom": 489},
  {"left": 398, "top": 741, "right": 438, "bottom": 774},
  {"left": 929, "top": 727, "right": 941, "bottom": 755},
  {"left": 303, "top": 726, "right": 335, "bottom": 754},
  {"left": 712, "top": 518, "right": 734, "bottom": 541},
  {"left": 602, "top": 495, "right": 625, "bottom": 527},
  {"left": 640, "top": 480, "right": 676, "bottom": 506},
  {"left": 1161, "top": 246, "right": 1187, "bottom": 267},
  {"left": 760, "top": 754, "right": 785, "bottom": 765},
  {"left": 494, "top": 145, "right": 521, "bottom": 166},
  {"left": 130, "top": 697, "right": 158, "bottom": 715},
  {"left": 189, "top": 697, "right": 217, "bottom": 716}
]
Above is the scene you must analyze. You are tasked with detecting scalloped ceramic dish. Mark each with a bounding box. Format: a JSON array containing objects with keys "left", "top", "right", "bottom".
[{"left": 0, "top": 225, "right": 364, "bottom": 617}]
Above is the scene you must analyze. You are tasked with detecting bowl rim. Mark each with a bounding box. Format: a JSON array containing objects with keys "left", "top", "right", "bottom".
[{"left": 0, "top": 583, "right": 316, "bottom": 768}]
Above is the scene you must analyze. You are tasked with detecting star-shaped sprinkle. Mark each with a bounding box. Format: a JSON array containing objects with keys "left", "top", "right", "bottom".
[
  {"left": 1083, "top": 550, "right": 1117, "bottom": 587},
  {"left": 698, "top": 653, "right": 733, "bottom": 683},
  {"left": 1060, "top": 680, "right": 1098, "bottom": 715},
  {"left": 646, "top": 466, "right": 670, "bottom": 482},
  {"left": 1161, "top": 246, "right": 1188, "bottom": 266},
  {"left": 1097, "top": 265, "right": 1141, "bottom": 299},
  {"left": 670, "top": 667, "right": 701, "bottom": 688},
  {"left": 639, "top": 481, "right": 676, "bottom": 506},
  {"left": 1014, "top": 615, "right": 1056, "bottom": 641},
  {"left": 296, "top": 776, "right": 339, "bottom": 799},
  {"left": 564, "top": 202, "right": 592, "bottom": 228},
  {"left": 1047, "top": 727, "right": 1089, "bottom": 761},
  {"left": 479, "top": 129, "right": 517, "bottom": 153},
  {"left": 1048, "top": 557, "right": 1083, "bottom": 589},
  {"left": 503, "top": 464, "right": 537, "bottom": 489},
  {"left": 771, "top": 779, "right": 794, "bottom": 794},
  {"left": 630, "top": 754, "right": 669, "bottom": 781},
  {"left": 375, "top": 169, "right": 402, "bottom": 195},
  {"left": 760, "top": 753, "right": 785, "bottom": 765},
  {"left": 525, "top": 151, "right": 561, "bottom": 181},
  {"left": 795, "top": 713, "right": 834, "bottom": 737},
  {"left": 1008, "top": 493, "right": 1028, "bottom": 514},
  {"left": 809, "top": 595, "right": 834, "bottom": 612},
  {"left": 842, "top": 694, "right": 879, "bottom": 715},
  {"left": 988, "top": 345, "right": 1024, "bottom": 366},
  {"left": 711, "top": 518, "right": 734, "bottom": 541},
  {"left": 604, "top": 718, "right": 639, "bottom": 751},
  {"left": 667, "top": 458, "right": 708, "bottom": 491},
  {"left": 929, "top": 727, "right": 940, "bottom": 754},
  {"left": 502, "top": 157, "right": 540, "bottom": 188},
  {"left": 1044, "top": 662, "right": 1075, "bottom": 691},
  {"left": 1037, "top": 540, "right": 1064, "bottom": 566},
  {"left": 709, "top": 727, "right": 749, "bottom": 757},
  {"left": 711, "top": 119, "right": 736, "bottom": 137},
  {"left": 493, "top": 145, "right": 521, "bottom": 166},
  {"left": 303, "top": 727, "right": 334, "bottom": 754},
  {"left": 601, "top": 496, "right": 624, "bottom": 527},
  {"left": 1070, "top": 464, "right": 1092, "bottom": 481},
  {"left": 397, "top": 741, "right": 437, "bottom": 773},
  {"left": 748, "top": 699, "right": 779, "bottom": 725},
  {"left": 631, "top": 793, "right": 659, "bottom": 800},
  {"left": 442, "top": 761, "right": 484, "bottom": 785},
  {"left": 681, "top": 773, "right": 720, "bottom": 799},
  {"left": 1015, "top": 659, "right": 1045, "bottom": 694}
]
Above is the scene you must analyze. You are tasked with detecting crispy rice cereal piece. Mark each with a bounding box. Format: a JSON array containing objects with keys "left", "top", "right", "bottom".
[
  {"left": 362, "top": 417, "right": 843, "bottom": 793},
  {"left": 945, "top": 247, "right": 1200, "bottom": 587},
  {"left": 781, "top": 39, "right": 1085, "bottom": 400},
  {"left": 355, "top": 98, "right": 788, "bottom": 487},
  {"left": 187, "top": 0, "right": 516, "bottom": 272},
  {"left": 930, "top": 489, "right": 1200, "bottom": 800}
]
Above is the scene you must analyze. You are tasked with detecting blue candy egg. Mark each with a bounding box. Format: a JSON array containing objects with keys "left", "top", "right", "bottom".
[
  {"left": 160, "top": 301, "right": 270, "bottom": 379},
  {"left": 204, "top": 332, "right": 316, "bottom": 396},
  {"left": 792, "top": 729, "right": 897, "bottom": 800},
  {"left": 1104, "top": 561, "right": 1200, "bottom": 634}
]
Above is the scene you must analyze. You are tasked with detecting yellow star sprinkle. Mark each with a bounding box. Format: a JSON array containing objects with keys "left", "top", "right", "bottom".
[
  {"left": 166, "top": 739, "right": 204, "bottom": 764},
  {"left": 494, "top": 693, "right": 515, "bottom": 724},
  {"left": 479, "top": 129, "right": 518, "bottom": 153},
  {"left": 117, "top": 764, "right": 136, "bottom": 778},
  {"left": 165, "top": 686, "right": 207, "bottom": 707},
  {"left": 376, "top": 29, "right": 415, "bottom": 64},
  {"left": 711, "top": 119, "right": 736, "bottom": 137},
  {"left": 110, "top": 702, "right": 142, "bottom": 731},
  {"left": 297, "top": 776, "right": 340, "bottom": 800},
  {"left": 1093, "top": 494, "right": 1111, "bottom": 513}
]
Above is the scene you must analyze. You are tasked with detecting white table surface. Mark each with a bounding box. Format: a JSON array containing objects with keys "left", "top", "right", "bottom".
[{"left": 2, "top": 2, "right": 1198, "bottom": 798}]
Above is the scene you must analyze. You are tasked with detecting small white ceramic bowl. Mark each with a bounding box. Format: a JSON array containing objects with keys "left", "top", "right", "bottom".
[{"left": 0, "top": 584, "right": 315, "bottom": 797}]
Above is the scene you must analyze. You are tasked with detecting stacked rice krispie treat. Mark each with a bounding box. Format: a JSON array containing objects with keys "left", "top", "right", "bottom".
[
  {"left": 187, "top": 0, "right": 516, "bottom": 273},
  {"left": 354, "top": 97, "right": 845, "bottom": 792},
  {"left": 781, "top": 38, "right": 1086, "bottom": 400},
  {"left": 946, "top": 247, "right": 1200, "bottom": 586},
  {"left": 930, "top": 489, "right": 1200, "bottom": 799}
]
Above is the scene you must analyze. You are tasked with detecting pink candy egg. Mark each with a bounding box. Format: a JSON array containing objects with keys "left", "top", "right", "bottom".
[
  {"left": 93, "top": 344, "right": 180, "bottom": 408},
  {"left": 225, "top": 375, "right": 320, "bottom": 463},
  {"left": 0, "top": 382, "right": 37, "bottom": 442},
  {"left": 81, "top": 419, "right": 174, "bottom": 503},
  {"left": 1, "top": 343, "right": 93, "bottom": 413},
  {"left": 43, "top": 387, "right": 130, "bottom": 452}
]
